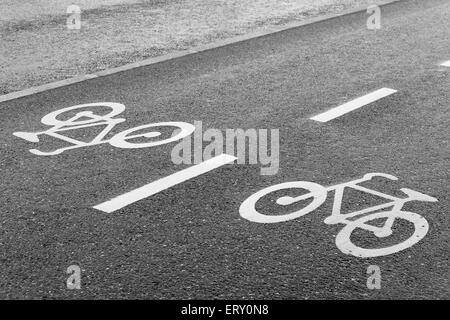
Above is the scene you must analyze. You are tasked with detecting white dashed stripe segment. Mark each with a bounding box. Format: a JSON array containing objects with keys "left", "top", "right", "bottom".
[
  {"left": 94, "top": 154, "right": 237, "bottom": 213},
  {"left": 440, "top": 61, "right": 450, "bottom": 67},
  {"left": 310, "top": 88, "right": 397, "bottom": 123}
]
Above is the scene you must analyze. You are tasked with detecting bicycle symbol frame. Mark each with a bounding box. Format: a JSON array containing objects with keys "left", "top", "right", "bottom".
[
  {"left": 239, "top": 173, "right": 438, "bottom": 258},
  {"left": 13, "top": 102, "right": 195, "bottom": 156}
]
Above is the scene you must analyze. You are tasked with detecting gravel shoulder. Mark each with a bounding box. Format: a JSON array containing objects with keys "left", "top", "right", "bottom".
[{"left": 1, "top": 0, "right": 378, "bottom": 95}]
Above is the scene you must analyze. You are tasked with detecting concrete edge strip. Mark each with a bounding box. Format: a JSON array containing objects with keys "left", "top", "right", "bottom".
[{"left": 0, "top": 0, "right": 400, "bottom": 104}]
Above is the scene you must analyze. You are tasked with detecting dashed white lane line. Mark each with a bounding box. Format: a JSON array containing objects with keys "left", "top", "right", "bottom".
[
  {"left": 440, "top": 61, "right": 450, "bottom": 67},
  {"left": 310, "top": 88, "right": 398, "bottom": 123},
  {"left": 94, "top": 154, "right": 237, "bottom": 213}
]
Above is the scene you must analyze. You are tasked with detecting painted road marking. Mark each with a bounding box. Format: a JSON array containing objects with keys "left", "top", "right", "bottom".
[
  {"left": 13, "top": 102, "right": 195, "bottom": 156},
  {"left": 440, "top": 61, "right": 450, "bottom": 67},
  {"left": 94, "top": 154, "right": 237, "bottom": 213},
  {"left": 239, "top": 173, "right": 437, "bottom": 258},
  {"left": 310, "top": 88, "right": 397, "bottom": 122}
]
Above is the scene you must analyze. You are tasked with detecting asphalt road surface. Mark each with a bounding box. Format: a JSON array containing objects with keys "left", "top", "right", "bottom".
[{"left": 0, "top": 0, "right": 449, "bottom": 299}]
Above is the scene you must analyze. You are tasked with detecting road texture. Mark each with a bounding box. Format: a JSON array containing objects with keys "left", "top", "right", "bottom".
[{"left": 0, "top": 0, "right": 449, "bottom": 299}]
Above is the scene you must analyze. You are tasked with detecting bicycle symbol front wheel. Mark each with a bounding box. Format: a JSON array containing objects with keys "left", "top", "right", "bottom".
[
  {"left": 109, "top": 122, "right": 195, "bottom": 149},
  {"left": 239, "top": 181, "right": 327, "bottom": 223},
  {"left": 335, "top": 210, "right": 429, "bottom": 258}
]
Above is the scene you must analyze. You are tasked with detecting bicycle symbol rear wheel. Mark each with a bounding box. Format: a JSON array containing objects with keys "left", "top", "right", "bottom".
[
  {"left": 239, "top": 181, "right": 327, "bottom": 223},
  {"left": 335, "top": 210, "right": 429, "bottom": 258}
]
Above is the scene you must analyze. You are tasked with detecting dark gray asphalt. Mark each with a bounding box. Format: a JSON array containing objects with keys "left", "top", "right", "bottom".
[{"left": 0, "top": 0, "right": 449, "bottom": 299}]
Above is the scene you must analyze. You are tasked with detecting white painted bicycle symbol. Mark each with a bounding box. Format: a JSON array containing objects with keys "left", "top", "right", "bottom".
[
  {"left": 13, "top": 102, "right": 195, "bottom": 156},
  {"left": 240, "top": 173, "right": 438, "bottom": 258}
]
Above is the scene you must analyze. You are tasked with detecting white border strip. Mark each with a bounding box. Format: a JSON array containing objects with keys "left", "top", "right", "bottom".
[
  {"left": 0, "top": 74, "right": 98, "bottom": 103},
  {"left": 440, "top": 61, "right": 450, "bottom": 67},
  {"left": 310, "top": 88, "right": 397, "bottom": 122},
  {"left": 93, "top": 154, "right": 237, "bottom": 213},
  {"left": 0, "top": 0, "right": 400, "bottom": 104}
]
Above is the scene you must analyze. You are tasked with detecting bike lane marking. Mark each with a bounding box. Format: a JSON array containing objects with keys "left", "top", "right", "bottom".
[
  {"left": 238, "top": 173, "right": 438, "bottom": 258},
  {"left": 12, "top": 102, "right": 196, "bottom": 156},
  {"left": 94, "top": 154, "right": 237, "bottom": 213},
  {"left": 310, "top": 88, "right": 397, "bottom": 122},
  {"left": 440, "top": 61, "right": 450, "bottom": 67}
]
